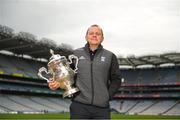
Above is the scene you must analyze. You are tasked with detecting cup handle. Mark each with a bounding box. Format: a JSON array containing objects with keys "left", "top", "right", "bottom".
[
  {"left": 38, "top": 67, "right": 52, "bottom": 82},
  {"left": 68, "top": 54, "right": 79, "bottom": 73}
]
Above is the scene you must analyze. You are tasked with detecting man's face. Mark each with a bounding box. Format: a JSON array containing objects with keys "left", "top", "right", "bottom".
[{"left": 86, "top": 26, "right": 104, "bottom": 46}]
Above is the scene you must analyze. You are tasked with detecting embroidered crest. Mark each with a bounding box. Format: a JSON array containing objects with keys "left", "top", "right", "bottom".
[{"left": 101, "top": 56, "right": 106, "bottom": 62}]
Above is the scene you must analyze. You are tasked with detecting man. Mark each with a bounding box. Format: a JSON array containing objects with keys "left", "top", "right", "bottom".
[{"left": 49, "top": 24, "right": 121, "bottom": 119}]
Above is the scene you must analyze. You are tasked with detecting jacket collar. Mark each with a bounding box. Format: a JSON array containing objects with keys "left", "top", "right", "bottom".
[{"left": 84, "top": 43, "right": 103, "bottom": 54}]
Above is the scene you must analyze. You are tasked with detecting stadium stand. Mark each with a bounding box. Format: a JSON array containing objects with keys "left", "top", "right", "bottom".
[
  {"left": 0, "top": 24, "right": 180, "bottom": 115},
  {"left": 120, "top": 67, "right": 180, "bottom": 84},
  {"left": 0, "top": 94, "right": 70, "bottom": 113}
]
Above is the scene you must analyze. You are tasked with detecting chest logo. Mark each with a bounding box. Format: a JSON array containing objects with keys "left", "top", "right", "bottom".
[
  {"left": 79, "top": 56, "right": 86, "bottom": 60},
  {"left": 101, "top": 56, "right": 106, "bottom": 62}
]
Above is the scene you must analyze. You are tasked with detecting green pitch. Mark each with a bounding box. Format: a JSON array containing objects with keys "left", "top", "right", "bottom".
[{"left": 0, "top": 113, "right": 180, "bottom": 120}]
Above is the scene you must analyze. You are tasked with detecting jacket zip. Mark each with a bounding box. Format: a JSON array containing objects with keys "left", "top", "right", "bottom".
[{"left": 90, "top": 61, "right": 94, "bottom": 104}]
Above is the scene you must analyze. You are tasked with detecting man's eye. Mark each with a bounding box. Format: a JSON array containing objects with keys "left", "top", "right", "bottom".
[
  {"left": 89, "top": 32, "right": 101, "bottom": 36},
  {"left": 96, "top": 33, "right": 101, "bottom": 36},
  {"left": 89, "top": 33, "right": 94, "bottom": 35}
]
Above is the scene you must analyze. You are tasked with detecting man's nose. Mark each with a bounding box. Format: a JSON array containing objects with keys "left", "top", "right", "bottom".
[{"left": 92, "top": 35, "right": 97, "bottom": 38}]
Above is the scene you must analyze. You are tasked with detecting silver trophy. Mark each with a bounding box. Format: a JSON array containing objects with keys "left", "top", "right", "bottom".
[{"left": 38, "top": 49, "right": 79, "bottom": 98}]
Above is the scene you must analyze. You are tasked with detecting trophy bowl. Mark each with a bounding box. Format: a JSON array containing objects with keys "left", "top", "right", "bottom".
[{"left": 38, "top": 49, "right": 79, "bottom": 98}]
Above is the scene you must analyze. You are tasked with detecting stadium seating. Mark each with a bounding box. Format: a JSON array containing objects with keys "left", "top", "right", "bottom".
[
  {"left": 110, "top": 100, "right": 180, "bottom": 115},
  {"left": 0, "top": 54, "right": 46, "bottom": 79},
  {"left": 121, "top": 67, "right": 180, "bottom": 84},
  {"left": 0, "top": 53, "right": 180, "bottom": 115},
  {"left": 0, "top": 94, "right": 70, "bottom": 113},
  {"left": 164, "top": 101, "right": 180, "bottom": 115}
]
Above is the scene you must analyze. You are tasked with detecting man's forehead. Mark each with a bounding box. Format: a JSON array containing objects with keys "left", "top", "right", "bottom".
[{"left": 88, "top": 26, "right": 102, "bottom": 32}]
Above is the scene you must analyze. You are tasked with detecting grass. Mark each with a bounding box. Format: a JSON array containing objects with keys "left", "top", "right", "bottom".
[
  {"left": 112, "top": 114, "right": 180, "bottom": 119},
  {"left": 0, "top": 113, "right": 180, "bottom": 119}
]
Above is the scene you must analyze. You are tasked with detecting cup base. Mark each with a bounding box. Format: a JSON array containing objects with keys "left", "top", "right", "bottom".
[{"left": 63, "top": 87, "right": 79, "bottom": 98}]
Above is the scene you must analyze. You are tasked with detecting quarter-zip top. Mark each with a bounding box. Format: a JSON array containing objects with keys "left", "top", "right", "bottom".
[{"left": 73, "top": 44, "right": 113, "bottom": 107}]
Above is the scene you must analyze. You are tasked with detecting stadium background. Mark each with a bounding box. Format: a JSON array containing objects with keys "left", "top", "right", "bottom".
[{"left": 0, "top": 25, "right": 180, "bottom": 119}]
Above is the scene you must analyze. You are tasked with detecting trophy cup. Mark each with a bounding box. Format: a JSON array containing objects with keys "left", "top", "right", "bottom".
[{"left": 38, "top": 49, "right": 79, "bottom": 98}]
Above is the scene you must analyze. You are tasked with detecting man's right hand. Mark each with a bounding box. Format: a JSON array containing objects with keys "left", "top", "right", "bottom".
[{"left": 48, "top": 78, "right": 60, "bottom": 90}]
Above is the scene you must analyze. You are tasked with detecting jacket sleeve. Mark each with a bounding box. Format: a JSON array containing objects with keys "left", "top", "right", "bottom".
[{"left": 108, "top": 53, "right": 122, "bottom": 100}]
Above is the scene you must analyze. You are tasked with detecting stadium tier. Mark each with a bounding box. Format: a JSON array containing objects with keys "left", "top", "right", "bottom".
[
  {"left": 120, "top": 67, "right": 180, "bottom": 85},
  {"left": 0, "top": 94, "right": 70, "bottom": 113},
  {"left": 0, "top": 54, "right": 46, "bottom": 78},
  {"left": 110, "top": 100, "right": 180, "bottom": 115}
]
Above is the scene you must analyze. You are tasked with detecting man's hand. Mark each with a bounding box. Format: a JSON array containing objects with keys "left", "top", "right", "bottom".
[{"left": 48, "top": 78, "right": 60, "bottom": 90}]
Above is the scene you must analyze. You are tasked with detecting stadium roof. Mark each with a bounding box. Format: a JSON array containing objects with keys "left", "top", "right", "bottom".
[
  {"left": 0, "top": 25, "right": 73, "bottom": 60},
  {"left": 1, "top": 24, "right": 180, "bottom": 68},
  {"left": 118, "top": 53, "right": 180, "bottom": 68}
]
